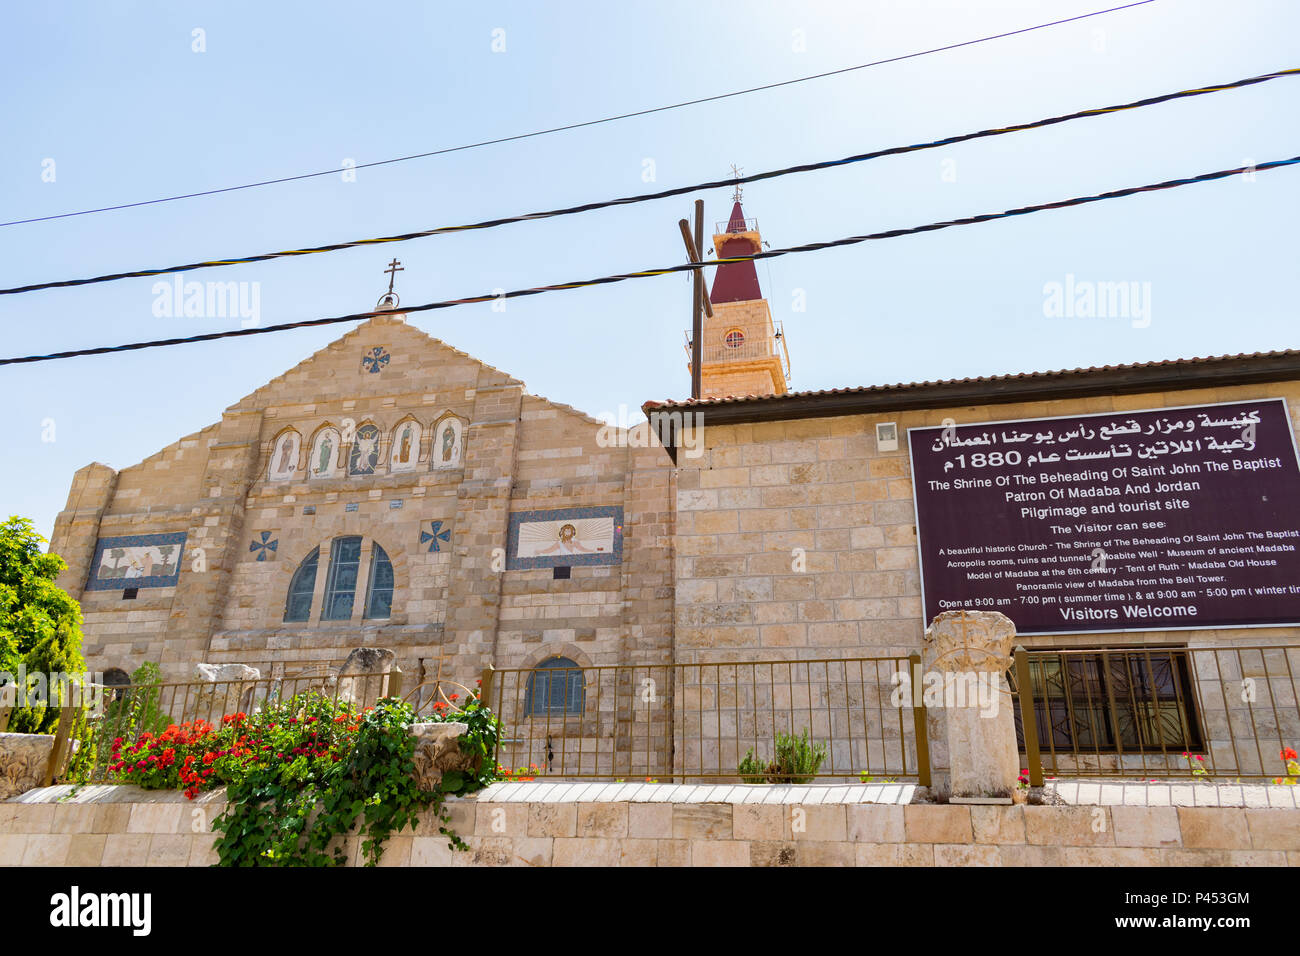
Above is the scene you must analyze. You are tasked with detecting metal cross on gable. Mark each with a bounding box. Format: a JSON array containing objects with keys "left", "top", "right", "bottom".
[
  {"left": 384, "top": 258, "right": 404, "bottom": 294},
  {"left": 730, "top": 164, "right": 743, "bottom": 204}
]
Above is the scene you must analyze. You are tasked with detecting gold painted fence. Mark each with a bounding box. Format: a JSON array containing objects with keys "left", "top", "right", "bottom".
[
  {"left": 1013, "top": 644, "right": 1300, "bottom": 783},
  {"left": 478, "top": 656, "right": 931, "bottom": 784}
]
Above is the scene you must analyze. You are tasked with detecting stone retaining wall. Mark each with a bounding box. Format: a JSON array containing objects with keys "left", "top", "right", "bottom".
[{"left": 4, "top": 782, "right": 1300, "bottom": 867}]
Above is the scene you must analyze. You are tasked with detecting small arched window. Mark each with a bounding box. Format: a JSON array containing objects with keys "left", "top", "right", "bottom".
[
  {"left": 724, "top": 328, "right": 745, "bottom": 349},
  {"left": 525, "top": 657, "right": 584, "bottom": 717},
  {"left": 284, "top": 547, "right": 320, "bottom": 622},
  {"left": 364, "top": 543, "right": 394, "bottom": 620},
  {"left": 101, "top": 667, "right": 131, "bottom": 704}
]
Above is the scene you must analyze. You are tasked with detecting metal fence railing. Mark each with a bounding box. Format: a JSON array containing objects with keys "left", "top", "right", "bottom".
[
  {"left": 75, "top": 669, "right": 401, "bottom": 782},
  {"left": 480, "top": 657, "right": 930, "bottom": 784},
  {"left": 24, "top": 643, "right": 1300, "bottom": 790},
  {"left": 1013, "top": 645, "right": 1300, "bottom": 782}
]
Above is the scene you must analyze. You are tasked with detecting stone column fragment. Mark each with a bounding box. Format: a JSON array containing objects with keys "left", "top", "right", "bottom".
[{"left": 922, "top": 610, "right": 1019, "bottom": 800}]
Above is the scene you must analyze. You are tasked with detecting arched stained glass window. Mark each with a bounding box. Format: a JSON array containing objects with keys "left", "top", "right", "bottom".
[
  {"left": 284, "top": 547, "right": 320, "bottom": 622},
  {"left": 525, "top": 657, "right": 584, "bottom": 717},
  {"left": 724, "top": 328, "right": 745, "bottom": 349},
  {"left": 364, "top": 543, "right": 394, "bottom": 620},
  {"left": 284, "top": 538, "right": 396, "bottom": 624},
  {"left": 322, "top": 536, "right": 363, "bottom": 621}
]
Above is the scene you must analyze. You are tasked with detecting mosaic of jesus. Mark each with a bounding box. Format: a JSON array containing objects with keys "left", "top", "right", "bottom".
[{"left": 516, "top": 515, "right": 615, "bottom": 558}]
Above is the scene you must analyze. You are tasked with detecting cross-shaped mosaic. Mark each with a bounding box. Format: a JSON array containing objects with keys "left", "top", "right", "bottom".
[
  {"left": 249, "top": 531, "right": 278, "bottom": 561},
  {"left": 362, "top": 346, "right": 391, "bottom": 373},
  {"left": 420, "top": 520, "right": 452, "bottom": 553}
]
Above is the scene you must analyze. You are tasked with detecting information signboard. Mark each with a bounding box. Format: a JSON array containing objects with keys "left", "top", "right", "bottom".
[{"left": 908, "top": 399, "right": 1300, "bottom": 634}]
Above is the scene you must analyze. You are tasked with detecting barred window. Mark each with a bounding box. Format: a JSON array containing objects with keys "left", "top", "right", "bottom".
[
  {"left": 1013, "top": 649, "right": 1203, "bottom": 754},
  {"left": 525, "top": 657, "right": 584, "bottom": 717}
]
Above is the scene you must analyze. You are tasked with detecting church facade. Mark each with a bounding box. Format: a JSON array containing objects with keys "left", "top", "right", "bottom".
[{"left": 51, "top": 306, "right": 675, "bottom": 689}]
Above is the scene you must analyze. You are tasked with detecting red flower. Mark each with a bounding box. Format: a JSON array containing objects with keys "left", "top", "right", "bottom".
[{"left": 1282, "top": 748, "right": 1298, "bottom": 761}]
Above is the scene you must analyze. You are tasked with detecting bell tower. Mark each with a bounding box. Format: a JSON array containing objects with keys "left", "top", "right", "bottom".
[{"left": 689, "top": 197, "right": 790, "bottom": 399}]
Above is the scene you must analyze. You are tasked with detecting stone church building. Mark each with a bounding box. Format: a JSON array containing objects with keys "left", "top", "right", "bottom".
[
  {"left": 50, "top": 296, "right": 679, "bottom": 689},
  {"left": 48, "top": 198, "right": 1300, "bottom": 779}
]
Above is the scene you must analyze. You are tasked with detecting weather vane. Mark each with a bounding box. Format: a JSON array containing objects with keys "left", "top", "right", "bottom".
[{"left": 730, "top": 164, "right": 743, "bottom": 204}]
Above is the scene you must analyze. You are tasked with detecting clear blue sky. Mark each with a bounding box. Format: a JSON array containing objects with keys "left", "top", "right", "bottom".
[{"left": 2, "top": 0, "right": 1296, "bottom": 543}]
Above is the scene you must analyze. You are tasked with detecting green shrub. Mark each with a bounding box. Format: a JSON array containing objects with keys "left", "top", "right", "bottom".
[
  {"left": 738, "top": 748, "right": 767, "bottom": 784},
  {"left": 769, "top": 729, "right": 828, "bottom": 784},
  {"left": 105, "top": 685, "right": 504, "bottom": 865},
  {"left": 735, "top": 728, "right": 828, "bottom": 784},
  {"left": 0, "top": 516, "right": 87, "bottom": 734}
]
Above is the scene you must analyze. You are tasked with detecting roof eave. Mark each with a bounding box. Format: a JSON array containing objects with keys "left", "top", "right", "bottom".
[{"left": 640, "top": 350, "right": 1300, "bottom": 430}]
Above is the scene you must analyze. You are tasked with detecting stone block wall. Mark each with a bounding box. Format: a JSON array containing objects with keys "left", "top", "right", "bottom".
[
  {"left": 5, "top": 782, "right": 1300, "bottom": 867},
  {"left": 673, "top": 380, "right": 1300, "bottom": 664}
]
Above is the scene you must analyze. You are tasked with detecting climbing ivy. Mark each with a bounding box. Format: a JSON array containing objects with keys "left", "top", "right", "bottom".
[{"left": 210, "top": 695, "right": 478, "bottom": 866}]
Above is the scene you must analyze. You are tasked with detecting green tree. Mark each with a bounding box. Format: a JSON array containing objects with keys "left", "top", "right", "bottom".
[{"left": 0, "top": 516, "right": 87, "bottom": 733}]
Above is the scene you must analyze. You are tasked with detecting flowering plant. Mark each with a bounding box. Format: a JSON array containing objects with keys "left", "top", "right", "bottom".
[
  {"left": 1181, "top": 751, "right": 1208, "bottom": 778},
  {"left": 497, "top": 763, "right": 544, "bottom": 782},
  {"left": 1275, "top": 746, "right": 1300, "bottom": 785},
  {"left": 107, "top": 687, "right": 505, "bottom": 865},
  {"left": 108, "top": 719, "right": 217, "bottom": 794},
  {"left": 210, "top": 695, "right": 444, "bottom": 866},
  {"left": 108, "top": 695, "right": 365, "bottom": 800}
]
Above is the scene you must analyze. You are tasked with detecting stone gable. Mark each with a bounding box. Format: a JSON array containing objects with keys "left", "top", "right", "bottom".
[{"left": 50, "top": 312, "right": 676, "bottom": 693}]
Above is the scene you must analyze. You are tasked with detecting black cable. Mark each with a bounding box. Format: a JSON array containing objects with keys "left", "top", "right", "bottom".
[
  {"left": 0, "top": 1, "right": 1159, "bottom": 229},
  {"left": 3, "top": 155, "right": 1292, "bottom": 368},
  {"left": 5, "top": 64, "right": 1294, "bottom": 298}
]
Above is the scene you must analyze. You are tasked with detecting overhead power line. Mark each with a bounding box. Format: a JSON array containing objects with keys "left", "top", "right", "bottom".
[
  {"left": 0, "top": 1, "right": 1159, "bottom": 229},
  {"left": 4, "top": 64, "right": 1294, "bottom": 298},
  {"left": 3, "top": 155, "right": 1293, "bottom": 368}
]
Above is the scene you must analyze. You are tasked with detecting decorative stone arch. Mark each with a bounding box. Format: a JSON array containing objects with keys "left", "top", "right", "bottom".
[
  {"left": 266, "top": 426, "right": 303, "bottom": 482},
  {"left": 304, "top": 422, "right": 344, "bottom": 479},
  {"left": 268, "top": 533, "right": 411, "bottom": 628},
  {"left": 387, "top": 416, "right": 423, "bottom": 474},
  {"left": 521, "top": 644, "right": 594, "bottom": 672},
  {"left": 429, "top": 411, "right": 468, "bottom": 471}
]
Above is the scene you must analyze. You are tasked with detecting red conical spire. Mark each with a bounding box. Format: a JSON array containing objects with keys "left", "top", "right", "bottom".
[{"left": 709, "top": 201, "right": 763, "bottom": 304}]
